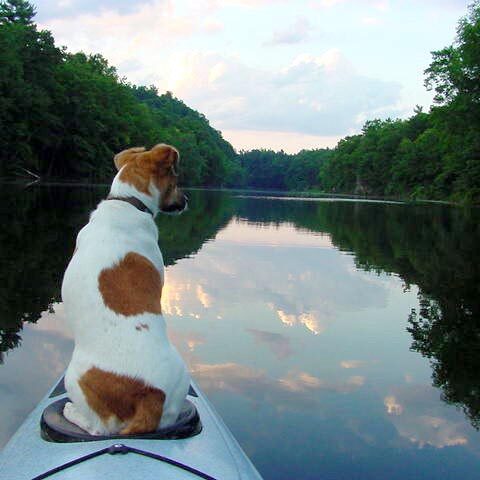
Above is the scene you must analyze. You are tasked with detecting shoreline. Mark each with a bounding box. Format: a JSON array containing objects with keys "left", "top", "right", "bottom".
[{"left": 0, "top": 180, "right": 471, "bottom": 206}]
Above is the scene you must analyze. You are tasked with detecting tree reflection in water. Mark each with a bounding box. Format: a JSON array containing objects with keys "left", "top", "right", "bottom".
[
  {"left": 0, "top": 186, "right": 232, "bottom": 361},
  {"left": 0, "top": 185, "right": 99, "bottom": 361},
  {"left": 237, "top": 197, "right": 480, "bottom": 431},
  {"left": 409, "top": 294, "right": 480, "bottom": 430}
]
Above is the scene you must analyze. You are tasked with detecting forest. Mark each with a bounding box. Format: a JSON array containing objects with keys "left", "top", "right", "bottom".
[{"left": 0, "top": 0, "right": 479, "bottom": 202}]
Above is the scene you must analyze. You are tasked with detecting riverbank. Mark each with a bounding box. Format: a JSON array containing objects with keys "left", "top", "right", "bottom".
[{"left": 1, "top": 180, "right": 470, "bottom": 206}]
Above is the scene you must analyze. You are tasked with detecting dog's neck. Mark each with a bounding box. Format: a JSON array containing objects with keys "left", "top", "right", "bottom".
[{"left": 109, "top": 170, "right": 160, "bottom": 218}]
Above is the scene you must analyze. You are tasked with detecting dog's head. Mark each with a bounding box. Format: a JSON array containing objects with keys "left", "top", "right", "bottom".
[{"left": 113, "top": 144, "right": 187, "bottom": 214}]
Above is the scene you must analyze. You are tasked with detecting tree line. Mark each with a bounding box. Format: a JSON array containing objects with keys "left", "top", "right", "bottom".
[
  {"left": 0, "top": 0, "right": 479, "bottom": 202},
  {"left": 0, "top": 0, "right": 238, "bottom": 186},
  {"left": 237, "top": 1, "right": 480, "bottom": 203}
]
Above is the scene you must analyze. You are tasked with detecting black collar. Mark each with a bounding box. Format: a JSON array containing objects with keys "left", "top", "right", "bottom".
[{"left": 106, "top": 195, "right": 154, "bottom": 217}]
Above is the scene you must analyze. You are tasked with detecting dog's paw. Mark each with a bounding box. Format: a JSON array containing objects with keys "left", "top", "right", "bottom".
[
  {"left": 63, "top": 401, "right": 76, "bottom": 423},
  {"left": 63, "top": 402, "right": 93, "bottom": 433}
]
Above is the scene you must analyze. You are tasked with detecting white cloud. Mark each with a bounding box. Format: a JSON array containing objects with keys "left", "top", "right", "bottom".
[
  {"left": 203, "top": 19, "right": 224, "bottom": 33},
  {"left": 265, "top": 17, "right": 313, "bottom": 45},
  {"left": 160, "top": 218, "right": 391, "bottom": 340},
  {"left": 192, "top": 363, "right": 365, "bottom": 408},
  {"left": 310, "top": 0, "right": 389, "bottom": 9},
  {"left": 222, "top": 129, "right": 341, "bottom": 152},
  {"left": 384, "top": 395, "right": 403, "bottom": 415},
  {"left": 313, "top": 0, "right": 346, "bottom": 7},
  {"left": 206, "top": 0, "right": 285, "bottom": 7},
  {"left": 361, "top": 16, "right": 382, "bottom": 25},
  {"left": 276, "top": 309, "right": 329, "bottom": 335},
  {"left": 340, "top": 359, "right": 368, "bottom": 369},
  {"left": 385, "top": 385, "right": 476, "bottom": 449},
  {"left": 39, "top": 0, "right": 402, "bottom": 141},
  {"left": 196, "top": 285, "right": 212, "bottom": 308},
  {"left": 279, "top": 370, "right": 365, "bottom": 393},
  {"left": 39, "top": 2, "right": 218, "bottom": 83},
  {"left": 279, "top": 371, "right": 324, "bottom": 391},
  {"left": 172, "top": 50, "right": 401, "bottom": 136},
  {"left": 35, "top": 0, "right": 151, "bottom": 20}
]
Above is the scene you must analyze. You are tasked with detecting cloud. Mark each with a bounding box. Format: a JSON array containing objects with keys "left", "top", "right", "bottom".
[
  {"left": 340, "top": 360, "right": 369, "bottom": 369},
  {"left": 361, "top": 16, "right": 382, "bottom": 25},
  {"left": 265, "top": 17, "right": 313, "bottom": 45},
  {"left": 34, "top": 0, "right": 152, "bottom": 20},
  {"left": 0, "top": 312, "right": 73, "bottom": 448},
  {"left": 278, "top": 371, "right": 323, "bottom": 392},
  {"left": 39, "top": 1, "right": 201, "bottom": 78},
  {"left": 168, "top": 330, "right": 206, "bottom": 357},
  {"left": 309, "top": 0, "right": 388, "bottom": 9},
  {"left": 222, "top": 129, "right": 341, "bottom": 152},
  {"left": 172, "top": 50, "right": 402, "bottom": 136},
  {"left": 191, "top": 362, "right": 267, "bottom": 395},
  {"left": 203, "top": 19, "right": 224, "bottom": 33},
  {"left": 384, "top": 385, "right": 475, "bottom": 449},
  {"left": 384, "top": 395, "right": 403, "bottom": 415},
  {"left": 39, "top": 0, "right": 402, "bottom": 139},
  {"left": 206, "top": 0, "right": 286, "bottom": 7},
  {"left": 196, "top": 285, "right": 212, "bottom": 308},
  {"left": 313, "top": 0, "right": 345, "bottom": 7},
  {"left": 276, "top": 309, "right": 329, "bottom": 335},
  {"left": 160, "top": 218, "right": 391, "bottom": 339},
  {"left": 192, "top": 362, "right": 365, "bottom": 411}
]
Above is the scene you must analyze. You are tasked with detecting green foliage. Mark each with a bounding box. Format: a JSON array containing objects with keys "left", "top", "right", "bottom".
[
  {"left": 0, "top": 0, "right": 35, "bottom": 25},
  {"left": 0, "top": 3, "right": 238, "bottom": 184},
  {"left": 0, "top": 0, "right": 479, "bottom": 201},
  {"left": 236, "top": 148, "right": 331, "bottom": 191}
]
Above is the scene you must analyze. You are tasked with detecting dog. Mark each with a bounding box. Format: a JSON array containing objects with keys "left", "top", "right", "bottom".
[{"left": 61, "top": 143, "right": 190, "bottom": 436}]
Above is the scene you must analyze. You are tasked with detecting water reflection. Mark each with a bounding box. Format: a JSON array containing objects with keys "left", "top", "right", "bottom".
[
  {"left": 0, "top": 187, "right": 479, "bottom": 479},
  {"left": 0, "top": 186, "right": 100, "bottom": 361},
  {"left": 408, "top": 295, "right": 480, "bottom": 430}
]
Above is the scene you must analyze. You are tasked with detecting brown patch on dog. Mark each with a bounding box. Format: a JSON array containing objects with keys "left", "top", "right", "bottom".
[
  {"left": 135, "top": 323, "right": 149, "bottom": 331},
  {"left": 115, "top": 144, "right": 179, "bottom": 196},
  {"left": 98, "top": 252, "right": 162, "bottom": 316},
  {"left": 79, "top": 367, "right": 165, "bottom": 434},
  {"left": 114, "top": 146, "right": 146, "bottom": 170}
]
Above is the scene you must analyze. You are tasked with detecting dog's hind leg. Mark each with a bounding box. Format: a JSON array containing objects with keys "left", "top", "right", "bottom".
[
  {"left": 63, "top": 401, "right": 104, "bottom": 436},
  {"left": 120, "top": 390, "right": 166, "bottom": 435}
]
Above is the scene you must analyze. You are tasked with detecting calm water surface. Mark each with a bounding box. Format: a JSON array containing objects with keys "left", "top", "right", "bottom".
[{"left": 1, "top": 185, "right": 479, "bottom": 479}]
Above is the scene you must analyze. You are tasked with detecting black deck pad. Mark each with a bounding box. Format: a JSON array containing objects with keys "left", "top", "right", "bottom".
[{"left": 41, "top": 397, "right": 202, "bottom": 443}]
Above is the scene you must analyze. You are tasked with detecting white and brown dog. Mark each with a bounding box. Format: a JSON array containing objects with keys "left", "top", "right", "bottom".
[{"left": 62, "top": 144, "right": 190, "bottom": 436}]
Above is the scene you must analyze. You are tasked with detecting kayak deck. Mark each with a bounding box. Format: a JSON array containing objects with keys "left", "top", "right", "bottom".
[{"left": 0, "top": 377, "right": 263, "bottom": 479}]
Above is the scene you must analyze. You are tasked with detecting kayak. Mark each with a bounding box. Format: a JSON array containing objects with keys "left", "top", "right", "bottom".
[{"left": 0, "top": 376, "right": 263, "bottom": 479}]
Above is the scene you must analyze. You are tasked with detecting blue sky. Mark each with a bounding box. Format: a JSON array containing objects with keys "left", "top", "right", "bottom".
[{"left": 34, "top": 0, "right": 469, "bottom": 152}]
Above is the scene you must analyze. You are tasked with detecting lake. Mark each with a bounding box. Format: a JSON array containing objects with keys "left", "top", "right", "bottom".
[{"left": 0, "top": 185, "right": 479, "bottom": 479}]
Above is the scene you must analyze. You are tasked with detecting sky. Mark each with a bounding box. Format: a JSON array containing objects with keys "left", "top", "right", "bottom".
[{"left": 34, "top": 0, "right": 469, "bottom": 153}]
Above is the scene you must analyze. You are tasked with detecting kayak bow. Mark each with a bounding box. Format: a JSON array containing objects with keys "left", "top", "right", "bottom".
[{"left": 0, "top": 376, "right": 263, "bottom": 480}]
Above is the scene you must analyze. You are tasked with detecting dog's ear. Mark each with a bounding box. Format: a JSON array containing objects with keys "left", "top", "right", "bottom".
[
  {"left": 113, "top": 147, "right": 146, "bottom": 171},
  {"left": 148, "top": 144, "right": 179, "bottom": 177}
]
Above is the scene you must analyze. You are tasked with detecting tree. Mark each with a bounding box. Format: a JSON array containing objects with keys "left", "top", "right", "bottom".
[
  {"left": 425, "top": 1, "right": 480, "bottom": 107},
  {"left": 0, "top": 0, "right": 35, "bottom": 25}
]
